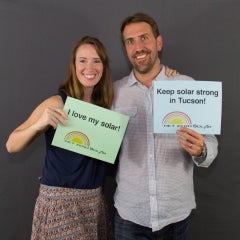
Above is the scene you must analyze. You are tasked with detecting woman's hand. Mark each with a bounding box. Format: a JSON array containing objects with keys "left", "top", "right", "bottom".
[
  {"left": 34, "top": 106, "right": 68, "bottom": 131},
  {"left": 165, "top": 66, "right": 179, "bottom": 77}
]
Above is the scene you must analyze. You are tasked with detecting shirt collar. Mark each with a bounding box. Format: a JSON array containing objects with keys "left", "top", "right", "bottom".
[
  {"left": 126, "top": 64, "right": 165, "bottom": 87},
  {"left": 126, "top": 71, "right": 138, "bottom": 87},
  {"left": 154, "top": 65, "right": 166, "bottom": 81}
]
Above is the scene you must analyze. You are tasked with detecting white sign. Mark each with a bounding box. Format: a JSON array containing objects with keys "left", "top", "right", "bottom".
[{"left": 153, "top": 80, "right": 222, "bottom": 134}]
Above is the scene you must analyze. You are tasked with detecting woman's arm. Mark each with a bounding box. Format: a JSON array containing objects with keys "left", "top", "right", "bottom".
[{"left": 6, "top": 95, "right": 68, "bottom": 153}]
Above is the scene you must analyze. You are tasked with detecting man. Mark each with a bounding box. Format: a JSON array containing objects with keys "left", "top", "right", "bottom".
[{"left": 112, "top": 12, "right": 218, "bottom": 240}]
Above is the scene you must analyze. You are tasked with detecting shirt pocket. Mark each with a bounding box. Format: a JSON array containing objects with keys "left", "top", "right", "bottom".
[{"left": 114, "top": 107, "right": 137, "bottom": 118}]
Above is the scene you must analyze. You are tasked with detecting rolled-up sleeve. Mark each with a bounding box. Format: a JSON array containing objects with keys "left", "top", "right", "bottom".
[{"left": 193, "top": 135, "right": 218, "bottom": 167}]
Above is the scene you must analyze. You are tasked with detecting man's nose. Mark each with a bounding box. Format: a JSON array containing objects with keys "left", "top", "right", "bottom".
[{"left": 134, "top": 40, "right": 144, "bottom": 51}]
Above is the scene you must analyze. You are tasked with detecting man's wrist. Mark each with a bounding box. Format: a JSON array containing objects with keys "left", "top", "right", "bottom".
[{"left": 198, "top": 144, "right": 207, "bottom": 158}]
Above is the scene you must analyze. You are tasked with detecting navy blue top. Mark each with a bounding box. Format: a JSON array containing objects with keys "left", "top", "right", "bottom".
[{"left": 40, "top": 91, "right": 107, "bottom": 189}]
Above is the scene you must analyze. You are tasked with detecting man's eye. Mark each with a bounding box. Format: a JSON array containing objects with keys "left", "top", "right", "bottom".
[
  {"left": 141, "top": 35, "right": 147, "bottom": 41},
  {"left": 125, "top": 39, "right": 133, "bottom": 45}
]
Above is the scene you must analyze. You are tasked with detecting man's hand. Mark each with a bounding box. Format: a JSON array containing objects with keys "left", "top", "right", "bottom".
[{"left": 176, "top": 127, "right": 205, "bottom": 157}]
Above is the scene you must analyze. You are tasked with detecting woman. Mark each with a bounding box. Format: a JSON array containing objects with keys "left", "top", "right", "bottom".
[{"left": 6, "top": 36, "right": 114, "bottom": 239}]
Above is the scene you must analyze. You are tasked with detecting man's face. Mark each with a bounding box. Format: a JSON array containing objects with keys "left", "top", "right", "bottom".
[{"left": 122, "top": 22, "right": 163, "bottom": 74}]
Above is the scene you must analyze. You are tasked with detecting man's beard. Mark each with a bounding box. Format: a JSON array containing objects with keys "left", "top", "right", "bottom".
[{"left": 132, "top": 50, "right": 156, "bottom": 74}]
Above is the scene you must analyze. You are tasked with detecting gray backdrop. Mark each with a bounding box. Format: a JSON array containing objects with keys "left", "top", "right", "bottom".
[{"left": 1, "top": 0, "right": 240, "bottom": 239}]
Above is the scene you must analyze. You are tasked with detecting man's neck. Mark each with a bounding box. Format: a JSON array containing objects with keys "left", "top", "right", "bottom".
[{"left": 134, "top": 60, "right": 162, "bottom": 88}]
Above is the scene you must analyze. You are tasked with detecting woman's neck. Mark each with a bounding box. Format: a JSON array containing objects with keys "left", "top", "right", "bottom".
[{"left": 83, "top": 87, "right": 94, "bottom": 103}]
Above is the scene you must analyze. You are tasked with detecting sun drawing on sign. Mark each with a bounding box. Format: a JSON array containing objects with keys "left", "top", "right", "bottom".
[
  {"left": 64, "top": 131, "right": 90, "bottom": 147},
  {"left": 162, "top": 111, "right": 192, "bottom": 125}
]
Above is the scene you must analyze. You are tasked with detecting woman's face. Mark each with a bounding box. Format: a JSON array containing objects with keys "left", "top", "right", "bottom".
[{"left": 75, "top": 44, "right": 104, "bottom": 88}]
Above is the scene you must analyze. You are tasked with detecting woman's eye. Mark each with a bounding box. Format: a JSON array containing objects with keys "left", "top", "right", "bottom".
[
  {"left": 79, "top": 59, "right": 86, "bottom": 64},
  {"left": 94, "top": 60, "right": 101, "bottom": 64}
]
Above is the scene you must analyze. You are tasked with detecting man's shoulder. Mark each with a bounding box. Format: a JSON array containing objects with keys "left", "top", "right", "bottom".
[
  {"left": 167, "top": 73, "right": 194, "bottom": 81},
  {"left": 113, "top": 75, "right": 130, "bottom": 88}
]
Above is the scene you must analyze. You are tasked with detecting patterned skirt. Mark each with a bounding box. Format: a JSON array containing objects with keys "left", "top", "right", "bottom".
[{"left": 31, "top": 184, "right": 113, "bottom": 240}]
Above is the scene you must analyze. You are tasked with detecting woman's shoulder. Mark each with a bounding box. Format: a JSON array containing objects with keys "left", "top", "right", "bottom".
[{"left": 38, "top": 94, "right": 63, "bottom": 109}]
